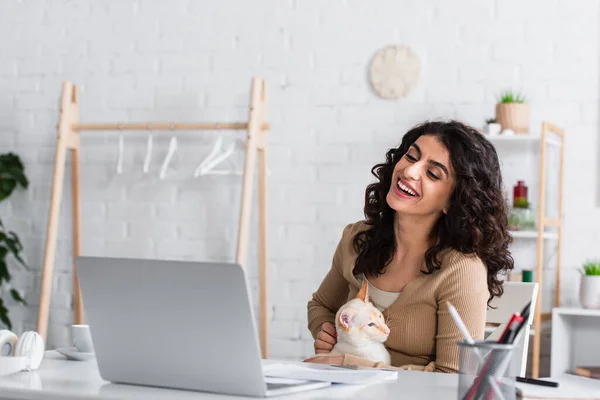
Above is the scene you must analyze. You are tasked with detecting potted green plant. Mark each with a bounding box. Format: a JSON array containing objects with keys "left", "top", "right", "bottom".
[
  {"left": 580, "top": 260, "right": 600, "bottom": 309},
  {"left": 495, "top": 90, "right": 529, "bottom": 134},
  {"left": 484, "top": 118, "right": 501, "bottom": 136},
  {"left": 0, "top": 152, "right": 29, "bottom": 329}
]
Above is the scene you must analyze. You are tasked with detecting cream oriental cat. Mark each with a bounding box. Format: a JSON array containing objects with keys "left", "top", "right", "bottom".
[{"left": 329, "top": 280, "right": 391, "bottom": 364}]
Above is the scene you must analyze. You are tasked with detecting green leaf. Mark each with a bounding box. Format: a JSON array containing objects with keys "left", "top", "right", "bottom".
[
  {"left": 583, "top": 260, "right": 600, "bottom": 276},
  {"left": 0, "top": 180, "right": 16, "bottom": 202},
  {"left": 0, "top": 152, "right": 27, "bottom": 203},
  {"left": 497, "top": 89, "right": 527, "bottom": 104},
  {"left": 0, "top": 153, "right": 24, "bottom": 175},
  {"left": 7, "top": 232, "right": 23, "bottom": 251},
  {"left": 0, "top": 298, "right": 11, "bottom": 330},
  {"left": 5, "top": 167, "right": 28, "bottom": 188},
  {"left": 0, "top": 231, "right": 27, "bottom": 269},
  {"left": 0, "top": 259, "right": 10, "bottom": 283},
  {"left": 10, "top": 289, "right": 26, "bottom": 305},
  {"left": 4, "top": 233, "right": 26, "bottom": 267}
]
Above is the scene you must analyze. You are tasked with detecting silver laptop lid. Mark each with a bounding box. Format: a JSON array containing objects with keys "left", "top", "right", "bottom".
[{"left": 75, "top": 256, "right": 267, "bottom": 397}]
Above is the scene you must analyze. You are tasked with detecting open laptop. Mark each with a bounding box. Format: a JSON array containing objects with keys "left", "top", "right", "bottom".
[{"left": 75, "top": 256, "right": 331, "bottom": 397}]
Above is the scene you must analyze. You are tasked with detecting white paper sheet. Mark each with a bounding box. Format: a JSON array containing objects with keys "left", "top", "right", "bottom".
[{"left": 262, "top": 362, "right": 398, "bottom": 385}]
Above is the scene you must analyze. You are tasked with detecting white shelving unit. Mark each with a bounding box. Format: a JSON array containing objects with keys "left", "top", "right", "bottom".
[
  {"left": 488, "top": 133, "right": 562, "bottom": 147},
  {"left": 486, "top": 122, "right": 565, "bottom": 378},
  {"left": 551, "top": 307, "right": 600, "bottom": 377},
  {"left": 509, "top": 230, "right": 558, "bottom": 240}
]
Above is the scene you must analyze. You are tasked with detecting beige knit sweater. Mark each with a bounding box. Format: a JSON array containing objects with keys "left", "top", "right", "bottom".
[{"left": 307, "top": 221, "right": 490, "bottom": 373}]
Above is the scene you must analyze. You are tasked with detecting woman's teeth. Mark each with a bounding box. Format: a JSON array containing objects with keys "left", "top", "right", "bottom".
[{"left": 398, "top": 181, "right": 417, "bottom": 196}]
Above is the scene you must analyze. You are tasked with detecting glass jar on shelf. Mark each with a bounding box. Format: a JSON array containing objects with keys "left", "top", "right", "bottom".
[{"left": 508, "top": 204, "right": 536, "bottom": 231}]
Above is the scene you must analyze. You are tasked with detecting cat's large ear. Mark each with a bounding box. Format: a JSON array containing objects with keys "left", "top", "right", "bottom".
[
  {"left": 338, "top": 308, "right": 357, "bottom": 330},
  {"left": 355, "top": 279, "right": 369, "bottom": 303}
]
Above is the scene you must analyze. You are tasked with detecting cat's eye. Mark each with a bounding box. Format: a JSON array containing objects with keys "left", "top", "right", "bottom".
[{"left": 368, "top": 322, "right": 376, "bottom": 327}]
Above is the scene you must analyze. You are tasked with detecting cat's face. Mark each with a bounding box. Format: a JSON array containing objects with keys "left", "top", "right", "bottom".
[{"left": 336, "top": 281, "right": 391, "bottom": 343}]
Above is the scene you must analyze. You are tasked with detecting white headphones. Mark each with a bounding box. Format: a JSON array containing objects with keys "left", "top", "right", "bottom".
[{"left": 0, "top": 330, "right": 44, "bottom": 376}]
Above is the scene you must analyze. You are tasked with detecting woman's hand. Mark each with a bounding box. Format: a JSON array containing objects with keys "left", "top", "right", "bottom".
[
  {"left": 314, "top": 322, "right": 337, "bottom": 354},
  {"left": 303, "top": 354, "right": 344, "bottom": 365}
]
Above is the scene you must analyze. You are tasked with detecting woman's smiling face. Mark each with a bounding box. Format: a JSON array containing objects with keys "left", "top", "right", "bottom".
[{"left": 386, "top": 134, "right": 456, "bottom": 217}]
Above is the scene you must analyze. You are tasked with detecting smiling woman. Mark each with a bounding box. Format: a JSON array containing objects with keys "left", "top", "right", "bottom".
[{"left": 305, "top": 120, "right": 515, "bottom": 373}]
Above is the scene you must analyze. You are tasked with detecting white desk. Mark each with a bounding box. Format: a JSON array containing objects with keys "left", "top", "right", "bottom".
[{"left": 1, "top": 351, "right": 600, "bottom": 400}]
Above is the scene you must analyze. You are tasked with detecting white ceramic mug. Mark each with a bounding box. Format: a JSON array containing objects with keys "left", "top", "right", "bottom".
[{"left": 72, "top": 325, "right": 95, "bottom": 353}]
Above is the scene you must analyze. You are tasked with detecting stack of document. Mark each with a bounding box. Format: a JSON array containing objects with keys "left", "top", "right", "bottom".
[{"left": 262, "top": 362, "right": 398, "bottom": 385}]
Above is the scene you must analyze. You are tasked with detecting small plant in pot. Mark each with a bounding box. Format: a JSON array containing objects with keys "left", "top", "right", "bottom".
[
  {"left": 495, "top": 90, "right": 530, "bottom": 134},
  {"left": 484, "top": 118, "right": 501, "bottom": 136},
  {"left": 580, "top": 260, "right": 600, "bottom": 309}
]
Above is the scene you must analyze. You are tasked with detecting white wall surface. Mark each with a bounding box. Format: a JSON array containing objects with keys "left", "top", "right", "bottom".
[{"left": 0, "top": 0, "right": 598, "bottom": 376}]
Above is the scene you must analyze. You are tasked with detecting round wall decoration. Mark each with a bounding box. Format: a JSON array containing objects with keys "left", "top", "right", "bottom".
[{"left": 369, "top": 44, "right": 422, "bottom": 100}]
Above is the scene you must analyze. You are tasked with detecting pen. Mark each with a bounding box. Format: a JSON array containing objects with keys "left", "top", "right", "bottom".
[
  {"left": 516, "top": 376, "right": 559, "bottom": 388},
  {"left": 503, "top": 315, "right": 524, "bottom": 344},
  {"left": 447, "top": 302, "right": 475, "bottom": 345},
  {"left": 498, "top": 313, "right": 523, "bottom": 344},
  {"left": 510, "top": 302, "right": 531, "bottom": 344},
  {"left": 446, "top": 302, "right": 484, "bottom": 365}
]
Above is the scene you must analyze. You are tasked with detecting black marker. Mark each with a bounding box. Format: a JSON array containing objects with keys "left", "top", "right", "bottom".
[{"left": 516, "top": 376, "right": 559, "bottom": 388}]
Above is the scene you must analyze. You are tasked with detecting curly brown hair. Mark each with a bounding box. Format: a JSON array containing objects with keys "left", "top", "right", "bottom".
[{"left": 352, "top": 120, "right": 514, "bottom": 305}]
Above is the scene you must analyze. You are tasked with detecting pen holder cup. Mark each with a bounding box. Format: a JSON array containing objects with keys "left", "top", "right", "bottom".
[{"left": 458, "top": 340, "right": 517, "bottom": 400}]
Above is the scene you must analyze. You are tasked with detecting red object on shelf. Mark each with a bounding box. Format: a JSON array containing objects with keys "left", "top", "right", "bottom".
[{"left": 513, "top": 180, "right": 528, "bottom": 207}]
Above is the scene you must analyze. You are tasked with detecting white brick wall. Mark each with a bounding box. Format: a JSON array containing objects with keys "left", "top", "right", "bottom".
[{"left": 1, "top": 0, "right": 599, "bottom": 376}]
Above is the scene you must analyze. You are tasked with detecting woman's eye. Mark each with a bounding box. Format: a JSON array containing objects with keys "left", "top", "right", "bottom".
[
  {"left": 427, "top": 171, "right": 440, "bottom": 180},
  {"left": 405, "top": 154, "right": 417, "bottom": 162},
  {"left": 368, "top": 322, "right": 376, "bottom": 327}
]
